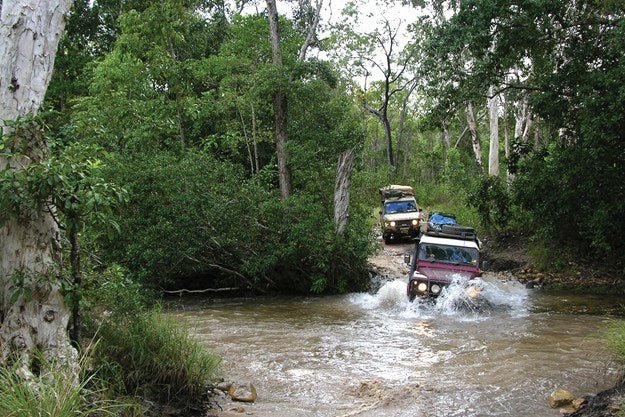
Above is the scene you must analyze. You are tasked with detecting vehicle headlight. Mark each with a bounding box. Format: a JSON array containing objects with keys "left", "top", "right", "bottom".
[
  {"left": 412, "top": 219, "right": 419, "bottom": 226},
  {"left": 466, "top": 286, "right": 481, "bottom": 299},
  {"left": 390, "top": 221, "right": 396, "bottom": 227},
  {"left": 431, "top": 284, "right": 441, "bottom": 294},
  {"left": 417, "top": 282, "right": 428, "bottom": 292}
]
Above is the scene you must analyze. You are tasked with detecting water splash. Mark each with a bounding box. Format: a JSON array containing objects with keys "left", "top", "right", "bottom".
[
  {"left": 349, "top": 273, "right": 528, "bottom": 318},
  {"left": 347, "top": 279, "right": 410, "bottom": 311}
]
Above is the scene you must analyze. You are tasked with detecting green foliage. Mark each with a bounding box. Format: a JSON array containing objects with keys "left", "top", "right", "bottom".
[
  {"left": 607, "top": 322, "right": 625, "bottom": 362},
  {"left": 526, "top": 240, "right": 571, "bottom": 273},
  {"left": 0, "top": 356, "right": 116, "bottom": 417},
  {"left": 0, "top": 127, "right": 127, "bottom": 233},
  {"left": 466, "top": 175, "right": 511, "bottom": 233},
  {"left": 513, "top": 137, "right": 625, "bottom": 261},
  {"left": 98, "top": 149, "right": 372, "bottom": 293},
  {"left": 421, "top": 0, "right": 625, "bottom": 264},
  {"left": 248, "top": 193, "right": 373, "bottom": 293},
  {"left": 85, "top": 267, "right": 219, "bottom": 405},
  {"left": 94, "top": 309, "right": 220, "bottom": 403},
  {"left": 83, "top": 264, "right": 153, "bottom": 326}
]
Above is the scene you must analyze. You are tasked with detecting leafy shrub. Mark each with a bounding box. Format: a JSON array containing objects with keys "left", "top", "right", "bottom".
[
  {"left": 513, "top": 140, "right": 625, "bottom": 264},
  {"left": 97, "top": 149, "right": 373, "bottom": 294},
  {"left": 527, "top": 240, "right": 570, "bottom": 273},
  {"left": 466, "top": 175, "right": 511, "bottom": 233}
]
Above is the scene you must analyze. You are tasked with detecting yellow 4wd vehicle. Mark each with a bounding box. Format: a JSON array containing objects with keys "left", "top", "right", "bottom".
[{"left": 379, "top": 185, "right": 422, "bottom": 244}]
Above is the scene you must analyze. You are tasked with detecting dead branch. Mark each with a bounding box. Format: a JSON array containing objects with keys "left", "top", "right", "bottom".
[{"left": 163, "top": 287, "right": 240, "bottom": 295}]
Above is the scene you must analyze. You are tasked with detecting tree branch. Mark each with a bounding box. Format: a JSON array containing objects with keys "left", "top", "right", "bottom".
[{"left": 298, "top": 0, "right": 323, "bottom": 61}]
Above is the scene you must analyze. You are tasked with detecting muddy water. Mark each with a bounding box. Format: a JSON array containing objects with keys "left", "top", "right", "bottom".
[{"left": 169, "top": 275, "right": 624, "bottom": 417}]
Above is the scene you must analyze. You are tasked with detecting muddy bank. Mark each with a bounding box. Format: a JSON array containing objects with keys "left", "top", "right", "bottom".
[{"left": 480, "top": 234, "right": 625, "bottom": 292}]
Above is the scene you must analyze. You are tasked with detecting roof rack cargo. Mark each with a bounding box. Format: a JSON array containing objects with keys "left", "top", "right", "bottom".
[
  {"left": 422, "top": 223, "right": 478, "bottom": 242},
  {"left": 379, "top": 184, "right": 414, "bottom": 200}
]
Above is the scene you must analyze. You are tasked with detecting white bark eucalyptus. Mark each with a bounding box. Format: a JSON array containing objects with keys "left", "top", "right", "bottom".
[
  {"left": 333, "top": 148, "right": 355, "bottom": 235},
  {"left": 0, "top": 0, "right": 77, "bottom": 377},
  {"left": 465, "top": 101, "right": 483, "bottom": 170},
  {"left": 488, "top": 86, "right": 500, "bottom": 176}
]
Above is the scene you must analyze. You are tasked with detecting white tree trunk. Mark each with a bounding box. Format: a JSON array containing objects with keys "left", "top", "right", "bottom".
[
  {"left": 501, "top": 95, "right": 510, "bottom": 160},
  {"left": 514, "top": 92, "right": 531, "bottom": 142},
  {"left": 488, "top": 86, "right": 499, "bottom": 176},
  {"left": 0, "top": 0, "right": 76, "bottom": 377},
  {"left": 465, "top": 101, "right": 483, "bottom": 170},
  {"left": 501, "top": 95, "right": 512, "bottom": 182},
  {"left": 334, "top": 149, "right": 355, "bottom": 235}
]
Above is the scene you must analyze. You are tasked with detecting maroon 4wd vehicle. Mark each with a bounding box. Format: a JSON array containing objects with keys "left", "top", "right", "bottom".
[{"left": 406, "top": 224, "right": 486, "bottom": 301}]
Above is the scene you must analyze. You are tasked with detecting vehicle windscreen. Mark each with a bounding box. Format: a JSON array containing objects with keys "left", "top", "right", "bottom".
[
  {"left": 418, "top": 243, "right": 478, "bottom": 266},
  {"left": 385, "top": 200, "right": 417, "bottom": 214}
]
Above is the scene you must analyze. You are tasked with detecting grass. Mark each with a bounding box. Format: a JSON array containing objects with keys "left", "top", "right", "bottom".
[
  {"left": 94, "top": 308, "right": 220, "bottom": 404},
  {"left": 83, "top": 266, "right": 220, "bottom": 407},
  {"left": 0, "top": 355, "right": 115, "bottom": 417},
  {"left": 607, "top": 323, "right": 625, "bottom": 361}
]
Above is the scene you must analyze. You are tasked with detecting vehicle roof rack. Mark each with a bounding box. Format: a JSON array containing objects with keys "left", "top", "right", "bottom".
[
  {"left": 379, "top": 185, "right": 414, "bottom": 200},
  {"left": 422, "top": 223, "right": 478, "bottom": 242}
]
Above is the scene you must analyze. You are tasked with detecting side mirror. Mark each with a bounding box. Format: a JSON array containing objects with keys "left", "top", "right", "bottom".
[
  {"left": 481, "top": 261, "right": 489, "bottom": 271},
  {"left": 404, "top": 254, "right": 411, "bottom": 265}
]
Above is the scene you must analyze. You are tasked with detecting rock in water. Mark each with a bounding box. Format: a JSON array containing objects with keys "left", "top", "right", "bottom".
[
  {"left": 215, "top": 381, "right": 234, "bottom": 392},
  {"left": 549, "top": 388, "right": 575, "bottom": 408},
  {"left": 228, "top": 383, "right": 257, "bottom": 403}
]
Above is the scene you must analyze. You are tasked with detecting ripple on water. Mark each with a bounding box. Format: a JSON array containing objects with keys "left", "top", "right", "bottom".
[{"left": 169, "top": 273, "right": 622, "bottom": 417}]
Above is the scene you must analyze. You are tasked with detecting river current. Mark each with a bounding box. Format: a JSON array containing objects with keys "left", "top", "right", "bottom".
[{"left": 168, "top": 274, "right": 624, "bottom": 417}]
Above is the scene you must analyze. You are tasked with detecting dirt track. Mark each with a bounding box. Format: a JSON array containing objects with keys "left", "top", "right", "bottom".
[{"left": 367, "top": 237, "right": 414, "bottom": 280}]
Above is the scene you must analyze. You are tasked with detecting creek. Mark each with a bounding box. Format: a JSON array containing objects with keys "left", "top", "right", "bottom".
[{"left": 168, "top": 274, "right": 624, "bottom": 417}]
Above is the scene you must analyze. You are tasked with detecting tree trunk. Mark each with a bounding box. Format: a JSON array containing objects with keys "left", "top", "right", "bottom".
[
  {"left": 363, "top": 104, "right": 394, "bottom": 168},
  {"left": 251, "top": 102, "right": 260, "bottom": 175},
  {"left": 501, "top": 95, "right": 511, "bottom": 181},
  {"left": 401, "top": 128, "right": 410, "bottom": 183},
  {"left": 501, "top": 96, "right": 510, "bottom": 159},
  {"left": 514, "top": 92, "right": 531, "bottom": 142},
  {"left": 0, "top": 0, "right": 77, "bottom": 376},
  {"left": 488, "top": 86, "right": 499, "bottom": 176},
  {"left": 383, "top": 113, "right": 394, "bottom": 168},
  {"left": 266, "top": 0, "right": 292, "bottom": 199},
  {"left": 395, "top": 83, "right": 415, "bottom": 168},
  {"left": 68, "top": 221, "right": 81, "bottom": 347},
  {"left": 334, "top": 149, "right": 355, "bottom": 235},
  {"left": 465, "top": 101, "right": 483, "bottom": 170}
]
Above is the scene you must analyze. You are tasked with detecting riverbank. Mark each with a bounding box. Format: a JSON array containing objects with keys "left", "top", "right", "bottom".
[
  {"left": 483, "top": 234, "right": 625, "bottom": 417},
  {"left": 481, "top": 234, "right": 625, "bottom": 294},
  {"left": 566, "top": 378, "right": 625, "bottom": 417}
]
